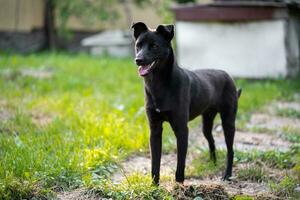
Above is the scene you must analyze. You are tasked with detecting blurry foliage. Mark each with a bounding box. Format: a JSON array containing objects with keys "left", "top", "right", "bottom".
[
  {"left": 50, "top": 0, "right": 148, "bottom": 37},
  {"left": 44, "top": 0, "right": 198, "bottom": 48},
  {"left": 175, "top": 0, "right": 195, "bottom": 3},
  {"left": 51, "top": 0, "right": 196, "bottom": 37}
]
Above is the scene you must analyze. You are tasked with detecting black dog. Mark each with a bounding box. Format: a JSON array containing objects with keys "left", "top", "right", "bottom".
[{"left": 131, "top": 22, "right": 241, "bottom": 184}]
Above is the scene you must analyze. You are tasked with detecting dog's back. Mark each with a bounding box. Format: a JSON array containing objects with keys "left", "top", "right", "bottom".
[{"left": 185, "top": 68, "right": 238, "bottom": 119}]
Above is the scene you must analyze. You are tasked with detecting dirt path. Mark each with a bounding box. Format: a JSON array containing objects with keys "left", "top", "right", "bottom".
[{"left": 57, "top": 101, "right": 300, "bottom": 199}]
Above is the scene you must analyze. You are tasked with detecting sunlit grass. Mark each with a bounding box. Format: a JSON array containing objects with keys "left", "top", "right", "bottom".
[{"left": 89, "top": 172, "right": 172, "bottom": 199}]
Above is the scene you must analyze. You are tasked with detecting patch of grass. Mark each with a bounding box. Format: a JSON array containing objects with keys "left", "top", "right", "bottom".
[
  {"left": 236, "top": 78, "right": 300, "bottom": 125},
  {"left": 89, "top": 173, "right": 172, "bottom": 199},
  {"left": 231, "top": 195, "right": 255, "bottom": 200},
  {"left": 231, "top": 194, "right": 278, "bottom": 200},
  {"left": 186, "top": 149, "right": 226, "bottom": 178},
  {"left": 280, "top": 126, "right": 300, "bottom": 143},
  {"left": 276, "top": 108, "right": 300, "bottom": 119},
  {"left": 269, "top": 176, "right": 299, "bottom": 198},
  {"left": 0, "top": 178, "right": 55, "bottom": 200},
  {"left": 235, "top": 148, "right": 299, "bottom": 169},
  {"left": 237, "top": 164, "right": 267, "bottom": 182},
  {"left": 292, "top": 163, "right": 300, "bottom": 182}
]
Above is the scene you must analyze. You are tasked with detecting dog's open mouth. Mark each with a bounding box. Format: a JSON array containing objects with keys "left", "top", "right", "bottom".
[{"left": 138, "top": 61, "right": 156, "bottom": 76}]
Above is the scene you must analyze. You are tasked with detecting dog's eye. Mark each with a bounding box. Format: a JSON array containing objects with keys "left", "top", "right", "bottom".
[{"left": 150, "top": 44, "right": 159, "bottom": 49}]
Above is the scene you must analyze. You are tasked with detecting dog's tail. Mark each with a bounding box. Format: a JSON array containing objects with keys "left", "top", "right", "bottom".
[{"left": 237, "top": 88, "right": 242, "bottom": 98}]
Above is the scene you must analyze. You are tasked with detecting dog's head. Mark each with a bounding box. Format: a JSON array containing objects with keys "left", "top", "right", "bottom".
[{"left": 131, "top": 22, "right": 174, "bottom": 77}]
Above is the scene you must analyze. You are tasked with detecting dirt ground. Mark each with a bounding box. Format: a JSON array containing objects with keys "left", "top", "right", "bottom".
[{"left": 57, "top": 101, "right": 300, "bottom": 199}]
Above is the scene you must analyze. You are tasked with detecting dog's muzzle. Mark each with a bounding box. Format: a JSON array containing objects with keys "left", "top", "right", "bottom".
[{"left": 138, "top": 61, "right": 156, "bottom": 76}]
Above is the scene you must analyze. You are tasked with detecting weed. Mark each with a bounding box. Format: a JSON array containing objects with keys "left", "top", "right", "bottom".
[
  {"left": 231, "top": 195, "right": 254, "bottom": 200},
  {"left": 237, "top": 164, "right": 267, "bottom": 182},
  {"left": 280, "top": 126, "right": 300, "bottom": 143},
  {"left": 235, "top": 149, "right": 298, "bottom": 169},
  {"left": 89, "top": 173, "right": 172, "bottom": 199},
  {"left": 269, "top": 176, "right": 299, "bottom": 198}
]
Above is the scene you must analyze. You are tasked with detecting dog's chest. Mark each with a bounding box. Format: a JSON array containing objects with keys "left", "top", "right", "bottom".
[
  {"left": 146, "top": 93, "right": 168, "bottom": 112},
  {"left": 145, "top": 87, "right": 175, "bottom": 112}
]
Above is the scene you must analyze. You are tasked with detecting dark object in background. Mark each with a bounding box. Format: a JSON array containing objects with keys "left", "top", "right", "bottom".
[
  {"left": 175, "top": 0, "right": 196, "bottom": 3},
  {"left": 0, "top": 30, "right": 94, "bottom": 54},
  {"left": 0, "top": 30, "right": 45, "bottom": 53},
  {"left": 131, "top": 22, "right": 242, "bottom": 184}
]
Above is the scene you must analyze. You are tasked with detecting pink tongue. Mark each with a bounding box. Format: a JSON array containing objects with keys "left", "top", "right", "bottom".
[{"left": 138, "top": 65, "right": 150, "bottom": 76}]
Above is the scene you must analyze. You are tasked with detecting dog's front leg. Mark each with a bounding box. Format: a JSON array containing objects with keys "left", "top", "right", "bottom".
[
  {"left": 174, "top": 125, "right": 188, "bottom": 183},
  {"left": 169, "top": 115, "right": 189, "bottom": 183},
  {"left": 147, "top": 109, "right": 163, "bottom": 185},
  {"left": 150, "top": 122, "right": 163, "bottom": 185}
]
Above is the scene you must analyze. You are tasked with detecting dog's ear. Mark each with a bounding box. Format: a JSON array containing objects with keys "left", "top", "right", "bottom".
[
  {"left": 156, "top": 24, "right": 174, "bottom": 42},
  {"left": 131, "top": 22, "right": 148, "bottom": 40}
]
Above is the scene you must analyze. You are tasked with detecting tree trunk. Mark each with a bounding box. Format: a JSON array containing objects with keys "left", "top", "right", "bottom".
[{"left": 44, "top": 0, "right": 56, "bottom": 50}]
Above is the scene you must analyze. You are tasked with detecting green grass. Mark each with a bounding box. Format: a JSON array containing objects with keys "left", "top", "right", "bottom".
[
  {"left": 235, "top": 147, "right": 299, "bottom": 169},
  {"left": 276, "top": 108, "right": 300, "bottom": 119},
  {"left": 188, "top": 145, "right": 299, "bottom": 178},
  {"left": 235, "top": 78, "right": 300, "bottom": 126},
  {"left": 236, "top": 165, "right": 267, "bottom": 182},
  {"left": 269, "top": 176, "right": 300, "bottom": 198},
  {"left": 231, "top": 195, "right": 255, "bottom": 200},
  {"left": 281, "top": 126, "right": 300, "bottom": 143},
  {"left": 186, "top": 149, "right": 227, "bottom": 178},
  {"left": 89, "top": 173, "right": 172, "bottom": 199},
  {"left": 0, "top": 53, "right": 150, "bottom": 198},
  {"left": 0, "top": 52, "right": 300, "bottom": 199}
]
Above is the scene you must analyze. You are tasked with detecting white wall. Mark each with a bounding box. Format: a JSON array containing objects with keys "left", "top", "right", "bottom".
[{"left": 175, "top": 20, "right": 288, "bottom": 78}]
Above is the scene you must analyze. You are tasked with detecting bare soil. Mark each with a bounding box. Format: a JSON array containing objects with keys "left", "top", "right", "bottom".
[
  {"left": 0, "top": 67, "right": 53, "bottom": 80},
  {"left": 20, "top": 68, "right": 53, "bottom": 79},
  {"left": 30, "top": 111, "right": 54, "bottom": 127},
  {"left": 0, "top": 100, "right": 12, "bottom": 121},
  {"left": 57, "top": 189, "right": 100, "bottom": 200}
]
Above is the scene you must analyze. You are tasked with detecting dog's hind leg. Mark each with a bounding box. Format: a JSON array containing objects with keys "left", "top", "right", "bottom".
[
  {"left": 202, "top": 110, "right": 218, "bottom": 164},
  {"left": 220, "top": 103, "right": 237, "bottom": 181}
]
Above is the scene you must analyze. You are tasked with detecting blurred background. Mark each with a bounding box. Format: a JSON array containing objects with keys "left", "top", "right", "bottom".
[
  {"left": 0, "top": 0, "right": 170, "bottom": 53},
  {"left": 0, "top": 0, "right": 299, "bottom": 78}
]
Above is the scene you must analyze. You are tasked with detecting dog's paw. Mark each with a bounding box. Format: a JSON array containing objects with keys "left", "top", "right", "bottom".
[
  {"left": 221, "top": 174, "right": 232, "bottom": 181},
  {"left": 152, "top": 181, "right": 159, "bottom": 186}
]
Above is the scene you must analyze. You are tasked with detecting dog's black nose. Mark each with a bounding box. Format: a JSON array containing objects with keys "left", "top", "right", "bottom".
[{"left": 135, "top": 58, "right": 144, "bottom": 65}]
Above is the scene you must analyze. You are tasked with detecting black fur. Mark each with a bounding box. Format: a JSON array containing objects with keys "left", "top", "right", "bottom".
[{"left": 131, "top": 22, "right": 241, "bottom": 184}]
